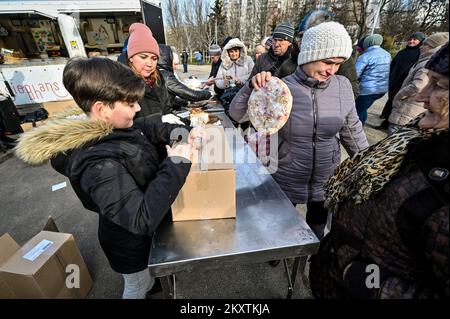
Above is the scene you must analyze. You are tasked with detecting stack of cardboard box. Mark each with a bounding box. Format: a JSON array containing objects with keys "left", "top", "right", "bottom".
[
  {"left": 171, "top": 125, "right": 236, "bottom": 222},
  {"left": 0, "top": 230, "right": 93, "bottom": 298}
]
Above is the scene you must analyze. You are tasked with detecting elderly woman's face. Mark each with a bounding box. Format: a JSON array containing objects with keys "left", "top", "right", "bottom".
[
  {"left": 301, "top": 57, "right": 345, "bottom": 82},
  {"left": 416, "top": 70, "right": 449, "bottom": 129}
]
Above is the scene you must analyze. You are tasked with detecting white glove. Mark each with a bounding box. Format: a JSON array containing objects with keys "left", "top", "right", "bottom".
[{"left": 162, "top": 114, "right": 185, "bottom": 125}]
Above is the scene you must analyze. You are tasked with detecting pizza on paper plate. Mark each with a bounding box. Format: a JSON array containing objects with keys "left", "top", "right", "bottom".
[{"left": 247, "top": 77, "right": 293, "bottom": 134}]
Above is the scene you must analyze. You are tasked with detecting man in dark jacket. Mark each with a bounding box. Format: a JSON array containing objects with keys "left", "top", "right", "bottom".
[
  {"left": 158, "top": 44, "right": 211, "bottom": 110},
  {"left": 181, "top": 49, "right": 189, "bottom": 73},
  {"left": 249, "top": 22, "right": 295, "bottom": 78},
  {"left": 379, "top": 32, "right": 425, "bottom": 128},
  {"left": 203, "top": 44, "right": 224, "bottom": 98},
  {"left": 15, "top": 57, "right": 202, "bottom": 299}
]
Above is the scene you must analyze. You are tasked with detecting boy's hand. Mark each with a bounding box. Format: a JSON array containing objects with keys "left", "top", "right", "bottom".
[
  {"left": 166, "top": 143, "right": 192, "bottom": 162},
  {"left": 189, "top": 127, "right": 207, "bottom": 149},
  {"left": 251, "top": 71, "right": 272, "bottom": 91}
]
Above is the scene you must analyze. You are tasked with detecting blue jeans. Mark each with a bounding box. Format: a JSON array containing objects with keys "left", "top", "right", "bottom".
[
  {"left": 122, "top": 268, "right": 154, "bottom": 299},
  {"left": 355, "top": 93, "right": 385, "bottom": 124}
]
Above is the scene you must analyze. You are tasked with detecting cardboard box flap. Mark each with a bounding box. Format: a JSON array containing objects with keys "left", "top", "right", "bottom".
[
  {"left": 191, "top": 126, "right": 234, "bottom": 171},
  {"left": 0, "top": 231, "right": 72, "bottom": 275},
  {"left": 0, "top": 234, "right": 20, "bottom": 266}
]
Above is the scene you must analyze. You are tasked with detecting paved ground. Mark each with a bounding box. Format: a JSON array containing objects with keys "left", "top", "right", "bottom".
[{"left": 0, "top": 64, "right": 387, "bottom": 299}]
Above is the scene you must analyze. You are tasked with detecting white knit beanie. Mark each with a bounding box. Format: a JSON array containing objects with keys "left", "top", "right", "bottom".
[{"left": 298, "top": 21, "right": 352, "bottom": 65}]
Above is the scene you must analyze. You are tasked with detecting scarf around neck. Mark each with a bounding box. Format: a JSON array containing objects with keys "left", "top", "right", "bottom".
[{"left": 324, "top": 115, "right": 448, "bottom": 214}]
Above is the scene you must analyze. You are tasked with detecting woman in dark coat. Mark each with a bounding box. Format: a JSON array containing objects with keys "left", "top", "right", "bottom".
[{"left": 310, "top": 43, "right": 449, "bottom": 299}]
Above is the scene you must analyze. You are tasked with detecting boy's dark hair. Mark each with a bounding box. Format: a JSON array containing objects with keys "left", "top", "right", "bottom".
[{"left": 63, "top": 57, "right": 145, "bottom": 113}]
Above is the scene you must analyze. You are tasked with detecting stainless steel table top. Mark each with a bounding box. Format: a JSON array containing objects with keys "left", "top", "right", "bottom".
[{"left": 149, "top": 113, "right": 319, "bottom": 277}]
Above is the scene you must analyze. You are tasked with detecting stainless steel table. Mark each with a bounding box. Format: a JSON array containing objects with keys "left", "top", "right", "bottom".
[{"left": 148, "top": 113, "right": 320, "bottom": 298}]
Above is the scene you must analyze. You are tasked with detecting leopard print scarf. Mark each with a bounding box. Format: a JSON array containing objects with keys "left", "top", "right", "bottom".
[{"left": 325, "top": 116, "right": 448, "bottom": 214}]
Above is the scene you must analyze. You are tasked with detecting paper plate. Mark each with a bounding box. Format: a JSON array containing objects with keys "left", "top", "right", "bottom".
[{"left": 247, "top": 77, "right": 293, "bottom": 134}]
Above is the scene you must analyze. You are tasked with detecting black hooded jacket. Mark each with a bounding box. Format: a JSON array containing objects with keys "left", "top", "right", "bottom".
[
  {"left": 49, "top": 117, "right": 191, "bottom": 274},
  {"left": 158, "top": 44, "right": 211, "bottom": 109}
]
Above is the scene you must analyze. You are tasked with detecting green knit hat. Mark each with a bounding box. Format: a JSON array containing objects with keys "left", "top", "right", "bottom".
[{"left": 363, "top": 34, "right": 383, "bottom": 50}]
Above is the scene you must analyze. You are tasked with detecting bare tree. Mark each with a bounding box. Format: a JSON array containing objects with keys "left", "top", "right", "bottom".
[
  {"left": 209, "top": 0, "right": 227, "bottom": 45},
  {"left": 165, "top": 0, "right": 183, "bottom": 51},
  {"left": 163, "top": 0, "right": 449, "bottom": 57},
  {"left": 380, "top": 0, "right": 449, "bottom": 41},
  {"left": 416, "top": 0, "right": 448, "bottom": 31}
]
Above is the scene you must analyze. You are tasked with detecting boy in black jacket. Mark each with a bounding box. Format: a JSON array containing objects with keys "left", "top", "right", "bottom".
[{"left": 15, "top": 57, "right": 204, "bottom": 298}]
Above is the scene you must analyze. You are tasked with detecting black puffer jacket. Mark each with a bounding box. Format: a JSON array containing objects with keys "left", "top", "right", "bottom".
[
  {"left": 47, "top": 117, "right": 191, "bottom": 274},
  {"left": 16, "top": 111, "right": 191, "bottom": 274},
  {"left": 158, "top": 44, "right": 211, "bottom": 108}
]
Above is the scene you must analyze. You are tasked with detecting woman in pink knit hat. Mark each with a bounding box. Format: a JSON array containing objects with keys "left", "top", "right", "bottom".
[{"left": 123, "top": 23, "right": 183, "bottom": 124}]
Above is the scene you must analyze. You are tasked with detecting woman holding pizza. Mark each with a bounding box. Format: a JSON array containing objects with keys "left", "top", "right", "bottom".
[{"left": 229, "top": 22, "right": 369, "bottom": 240}]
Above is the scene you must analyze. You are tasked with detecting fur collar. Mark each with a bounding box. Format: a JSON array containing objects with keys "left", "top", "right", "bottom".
[
  {"left": 15, "top": 107, "right": 114, "bottom": 165},
  {"left": 221, "top": 38, "right": 249, "bottom": 69}
]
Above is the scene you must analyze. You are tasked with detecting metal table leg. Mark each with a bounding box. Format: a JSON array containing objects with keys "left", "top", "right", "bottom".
[
  {"left": 284, "top": 256, "right": 307, "bottom": 299},
  {"left": 160, "top": 274, "right": 176, "bottom": 299}
]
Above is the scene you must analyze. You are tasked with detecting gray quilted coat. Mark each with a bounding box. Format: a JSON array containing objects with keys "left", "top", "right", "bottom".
[{"left": 229, "top": 67, "right": 369, "bottom": 203}]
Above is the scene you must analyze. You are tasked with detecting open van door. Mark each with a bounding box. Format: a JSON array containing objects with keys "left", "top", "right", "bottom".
[
  {"left": 57, "top": 14, "right": 87, "bottom": 58},
  {"left": 140, "top": 0, "right": 165, "bottom": 44}
]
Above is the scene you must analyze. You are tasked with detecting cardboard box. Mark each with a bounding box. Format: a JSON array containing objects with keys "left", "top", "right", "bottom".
[
  {"left": 0, "top": 231, "right": 93, "bottom": 299},
  {"left": 171, "top": 126, "right": 236, "bottom": 221}
]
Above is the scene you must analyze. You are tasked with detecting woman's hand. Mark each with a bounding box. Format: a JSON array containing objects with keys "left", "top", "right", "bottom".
[
  {"left": 203, "top": 77, "right": 215, "bottom": 87},
  {"left": 251, "top": 71, "right": 272, "bottom": 90}
]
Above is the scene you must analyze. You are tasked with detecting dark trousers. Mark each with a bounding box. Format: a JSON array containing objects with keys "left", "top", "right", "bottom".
[
  {"left": 292, "top": 201, "right": 328, "bottom": 225},
  {"left": 183, "top": 63, "right": 188, "bottom": 73},
  {"left": 355, "top": 93, "right": 385, "bottom": 124},
  {"left": 380, "top": 86, "right": 401, "bottom": 120}
]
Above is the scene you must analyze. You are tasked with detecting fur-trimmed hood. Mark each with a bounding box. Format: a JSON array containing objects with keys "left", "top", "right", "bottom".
[
  {"left": 15, "top": 107, "right": 113, "bottom": 165},
  {"left": 221, "top": 38, "right": 249, "bottom": 69}
]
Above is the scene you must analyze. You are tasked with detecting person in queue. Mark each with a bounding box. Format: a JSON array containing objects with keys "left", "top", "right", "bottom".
[
  {"left": 292, "top": 9, "right": 360, "bottom": 98},
  {"left": 203, "top": 44, "right": 224, "bottom": 98},
  {"left": 249, "top": 22, "right": 295, "bottom": 78},
  {"left": 215, "top": 38, "right": 254, "bottom": 90},
  {"left": 388, "top": 32, "right": 448, "bottom": 134},
  {"left": 309, "top": 43, "right": 449, "bottom": 299},
  {"left": 379, "top": 31, "right": 426, "bottom": 129},
  {"left": 229, "top": 22, "right": 369, "bottom": 240},
  {"left": 355, "top": 34, "right": 391, "bottom": 124}
]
